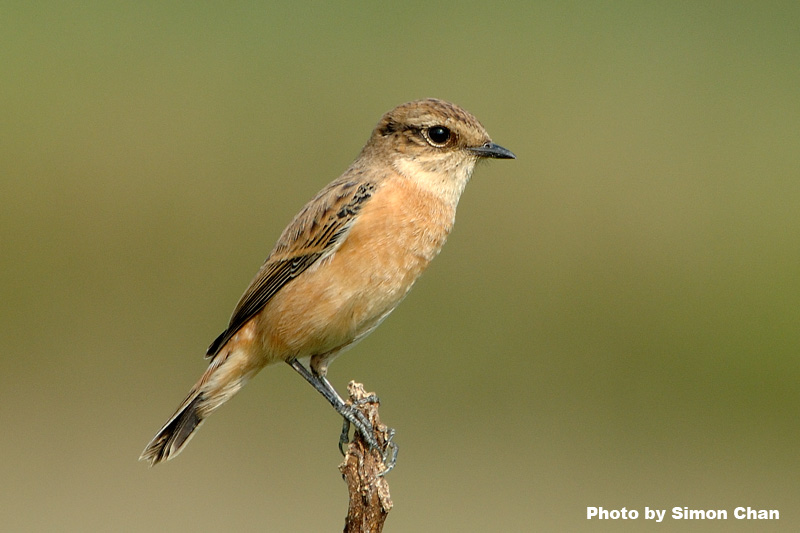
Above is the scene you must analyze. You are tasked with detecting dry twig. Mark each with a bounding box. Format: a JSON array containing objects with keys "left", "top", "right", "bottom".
[{"left": 339, "top": 382, "right": 394, "bottom": 533}]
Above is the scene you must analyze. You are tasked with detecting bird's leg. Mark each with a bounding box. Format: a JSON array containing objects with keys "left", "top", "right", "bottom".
[{"left": 287, "top": 359, "right": 380, "bottom": 451}]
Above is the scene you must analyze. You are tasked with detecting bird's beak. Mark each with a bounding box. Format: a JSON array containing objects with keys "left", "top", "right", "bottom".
[{"left": 468, "top": 142, "right": 516, "bottom": 159}]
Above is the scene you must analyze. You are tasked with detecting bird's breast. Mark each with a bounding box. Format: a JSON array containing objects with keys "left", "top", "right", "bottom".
[
  {"left": 257, "top": 175, "right": 455, "bottom": 359},
  {"left": 336, "top": 175, "right": 455, "bottom": 296}
]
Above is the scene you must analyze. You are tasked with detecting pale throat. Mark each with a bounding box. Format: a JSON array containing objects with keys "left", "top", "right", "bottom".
[{"left": 392, "top": 155, "right": 476, "bottom": 209}]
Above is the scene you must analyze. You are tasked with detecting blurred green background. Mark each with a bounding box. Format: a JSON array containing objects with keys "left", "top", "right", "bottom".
[{"left": 2, "top": 2, "right": 798, "bottom": 531}]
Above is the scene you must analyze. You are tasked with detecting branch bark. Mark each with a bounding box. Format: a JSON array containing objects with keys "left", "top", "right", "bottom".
[{"left": 339, "top": 381, "right": 394, "bottom": 533}]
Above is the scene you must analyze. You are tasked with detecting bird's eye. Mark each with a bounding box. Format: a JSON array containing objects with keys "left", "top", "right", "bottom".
[{"left": 426, "top": 126, "right": 451, "bottom": 146}]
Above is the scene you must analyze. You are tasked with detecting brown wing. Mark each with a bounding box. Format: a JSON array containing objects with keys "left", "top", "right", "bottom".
[{"left": 205, "top": 178, "right": 378, "bottom": 358}]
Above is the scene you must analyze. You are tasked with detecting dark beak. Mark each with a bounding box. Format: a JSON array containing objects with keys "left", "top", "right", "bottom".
[{"left": 468, "top": 142, "right": 516, "bottom": 159}]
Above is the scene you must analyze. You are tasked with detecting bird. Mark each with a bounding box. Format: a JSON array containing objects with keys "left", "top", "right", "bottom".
[{"left": 139, "top": 98, "right": 515, "bottom": 466}]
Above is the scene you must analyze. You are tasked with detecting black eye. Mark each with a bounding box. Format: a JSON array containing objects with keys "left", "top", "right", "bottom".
[{"left": 427, "top": 126, "right": 451, "bottom": 146}]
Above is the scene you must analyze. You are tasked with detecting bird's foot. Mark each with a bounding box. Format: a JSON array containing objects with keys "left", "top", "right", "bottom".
[{"left": 338, "top": 391, "right": 397, "bottom": 475}]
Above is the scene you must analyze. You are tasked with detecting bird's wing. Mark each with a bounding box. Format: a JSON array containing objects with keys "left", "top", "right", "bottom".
[{"left": 205, "top": 178, "right": 378, "bottom": 358}]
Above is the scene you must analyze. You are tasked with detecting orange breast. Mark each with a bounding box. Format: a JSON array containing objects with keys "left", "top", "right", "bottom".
[{"left": 255, "top": 175, "right": 455, "bottom": 362}]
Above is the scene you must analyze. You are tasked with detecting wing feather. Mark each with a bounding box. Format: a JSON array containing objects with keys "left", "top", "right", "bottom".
[{"left": 206, "top": 178, "right": 378, "bottom": 358}]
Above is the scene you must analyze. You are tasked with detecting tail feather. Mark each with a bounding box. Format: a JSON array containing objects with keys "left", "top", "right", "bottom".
[
  {"left": 140, "top": 345, "right": 257, "bottom": 466},
  {"left": 139, "top": 393, "right": 205, "bottom": 466}
]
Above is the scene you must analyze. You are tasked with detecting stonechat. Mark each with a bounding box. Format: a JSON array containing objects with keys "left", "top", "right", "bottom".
[{"left": 140, "top": 98, "right": 515, "bottom": 465}]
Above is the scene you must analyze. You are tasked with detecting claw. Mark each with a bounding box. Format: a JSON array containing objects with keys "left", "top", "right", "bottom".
[
  {"left": 338, "top": 397, "right": 397, "bottom": 475},
  {"left": 379, "top": 427, "right": 398, "bottom": 476},
  {"left": 338, "top": 418, "right": 351, "bottom": 456}
]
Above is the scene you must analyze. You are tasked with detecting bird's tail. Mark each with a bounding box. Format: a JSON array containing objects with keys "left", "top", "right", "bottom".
[
  {"left": 139, "top": 389, "right": 208, "bottom": 465},
  {"left": 140, "top": 351, "right": 255, "bottom": 466}
]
